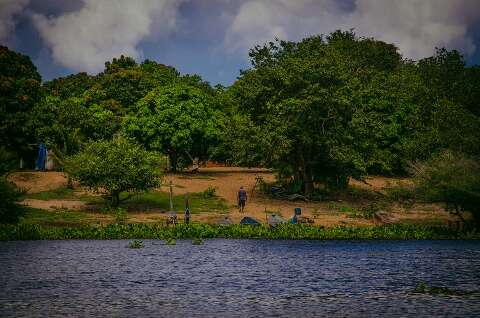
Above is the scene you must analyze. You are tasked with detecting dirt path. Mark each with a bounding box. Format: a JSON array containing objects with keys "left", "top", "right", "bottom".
[{"left": 21, "top": 199, "right": 88, "bottom": 211}]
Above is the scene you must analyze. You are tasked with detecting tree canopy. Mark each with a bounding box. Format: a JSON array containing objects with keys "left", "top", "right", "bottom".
[
  {"left": 123, "top": 84, "right": 224, "bottom": 171},
  {"left": 65, "top": 138, "right": 163, "bottom": 207},
  {"left": 0, "top": 46, "right": 41, "bottom": 154}
]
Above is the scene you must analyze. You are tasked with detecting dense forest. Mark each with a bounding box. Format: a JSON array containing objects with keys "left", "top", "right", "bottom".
[{"left": 1, "top": 30, "right": 480, "bottom": 222}]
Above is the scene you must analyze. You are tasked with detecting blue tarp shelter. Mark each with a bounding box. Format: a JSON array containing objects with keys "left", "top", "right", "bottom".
[{"left": 36, "top": 142, "right": 47, "bottom": 171}]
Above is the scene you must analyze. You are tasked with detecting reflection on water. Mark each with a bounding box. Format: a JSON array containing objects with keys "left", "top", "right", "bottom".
[{"left": 1, "top": 239, "right": 480, "bottom": 317}]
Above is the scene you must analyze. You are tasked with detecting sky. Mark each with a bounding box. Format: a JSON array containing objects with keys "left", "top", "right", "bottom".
[{"left": 1, "top": 0, "right": 480, "bottom": 86}]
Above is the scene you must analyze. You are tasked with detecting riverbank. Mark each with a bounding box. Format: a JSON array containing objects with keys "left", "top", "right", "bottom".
[
  {"left": 1, "top": 223, "right": 479, "bottom": 240},
  {"left": 10, "top": 169, "right": 455, "bottom": 227}
]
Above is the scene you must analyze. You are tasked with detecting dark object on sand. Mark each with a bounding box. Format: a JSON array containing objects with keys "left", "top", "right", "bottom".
[{"left": 240, "top": 216, "right": 261, "bottom": 226}]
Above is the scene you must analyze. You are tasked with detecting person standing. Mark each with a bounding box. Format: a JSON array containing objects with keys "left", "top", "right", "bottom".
[{"left": 238, "top": 186, "right": 247, "bottom": 213}]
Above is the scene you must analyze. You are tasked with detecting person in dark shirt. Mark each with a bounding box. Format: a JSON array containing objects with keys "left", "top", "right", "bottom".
[{"left": 238, "top": 186, "right": 247, "bottom": 213}]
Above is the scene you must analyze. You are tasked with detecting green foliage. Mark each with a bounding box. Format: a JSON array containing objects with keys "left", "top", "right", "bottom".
[
  {"left": 127, "top": 240, "right": 144, "bottom": 248},
  {"left": 411, "top": 151, "right": 480, "bottom": 224},
  {"left": 123, "top": 83, "right": 224, "bottom": 171},
  {"left": 202, "top": 186, "right": 217, "bottom": 198},
  {"left": 43, "top": 72, "right": 95, "bottom": 99},
  {"left": 0, "top": 147, "right": 25, "bottom": 224},
  {"left": 25, "top": 187, "right": 76, "bottom": 200},
  {"left": 0, "top": 46, "right": 41, "bottom": 154},
  {"left": 224, "top": 31, "right": 407, "bottom": 195},
  {"left": 0, "top": 147, "right": 16, "bottom": 175},
  {"left": 412, "top": 282, "right": 478, "bottom": 296},
  {"left": 1, "top": 223, "right": 479, "bottom": 241},
  {"left": 165, "top": 238, "right": 176, "bottom": 245},
  {"left": 19, "top": 207, "right": 91, "bottom": 226},
  {"left": 65, "top": 138, "right": 164, "bottom": 207},
  {"left": 0, "top": 177, "right": 25, "bottom": 224},
  {"left": 384, "top": 182, "right": 415, "bottom": 202},
  {"left": 192, "top": 237, "right": 204, "bottom": 245},
  {"left": 111, "top": 207, "right": 128, "bottom": 224}
]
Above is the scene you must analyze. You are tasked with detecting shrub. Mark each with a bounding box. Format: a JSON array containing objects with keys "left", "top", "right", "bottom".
[
  {"left": 410, "top": 151, "right": 480, "bottom": 225},
  {"left": 65, "top": 138, "right": 164, "bottom": 207},
  {"left": 0, "top": 177, "right": 25, "bottom": 224},
  {"left": 202, "top": 186, "right": 217, "bottom": 198}
]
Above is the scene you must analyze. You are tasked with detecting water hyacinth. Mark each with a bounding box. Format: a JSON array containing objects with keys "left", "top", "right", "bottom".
[{"left": 1, "top": 223, "right": 479, "bottom": 241}]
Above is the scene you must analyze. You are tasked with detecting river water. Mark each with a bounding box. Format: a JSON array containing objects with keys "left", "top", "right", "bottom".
[{"left": 1, "top": 239, "right": 479, "bottom": 317}]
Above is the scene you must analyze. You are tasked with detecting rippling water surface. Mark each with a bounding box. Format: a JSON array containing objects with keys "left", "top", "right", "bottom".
[{"left": 1, "top": 239, "right": 480, "bottom": 317}]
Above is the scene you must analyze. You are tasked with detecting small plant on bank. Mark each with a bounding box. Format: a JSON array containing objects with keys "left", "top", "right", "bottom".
[
  {"left": 113, "top": 208, "right": 128, "bottom": 224},
  {"left": 202, "top": 186, "right": 217, "bottom": 198},
  {"left": 128, "top": 240, "right": 144, "bottom": 248}
]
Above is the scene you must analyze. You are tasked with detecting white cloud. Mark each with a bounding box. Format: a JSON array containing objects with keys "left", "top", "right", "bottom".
[
  {"left": 225, "top": 0, "right": 480, "bottom": 60},
  {"left": 0, "top": 0, "right": 29, "bottom": 44},
  {"left": 31, "top": 0, "right": 182, "bottom": 73}
]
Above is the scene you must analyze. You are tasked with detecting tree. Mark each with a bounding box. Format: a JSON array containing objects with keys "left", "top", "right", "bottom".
[
  {"left": 65, "top": 138, "right": 163, "bottom": 207},
  {"left": 123, "top": 83, "right": 224, "bottom": 171},
  {"left": 42, "top": 72, "right": 95, "bottom": 99},
  {"left": 0, "top": 46, "right": 41, "bottom": 154},
  {"left": 410, "top": 151, "right": 480, "bottom": 226},
  {"left": 224, "top": 31, "right": 404, "bottom": 194}
]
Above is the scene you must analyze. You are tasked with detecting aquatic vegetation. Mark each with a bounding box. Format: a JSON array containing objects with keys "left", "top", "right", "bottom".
[
  {"left": 165, "top": 238, "right": 176, "bottom": 245},
  {"left": 1, "top": 223, "right": 480, "bottom": 241},
  {"left": 127, "top": 240, "right": 144, "bottom": 248},
  {"left": 192, "top": 237, "right": 204, "bottom": 245},
  {"left": 412, "top": 282, "right": 479, "bottom": 296}
]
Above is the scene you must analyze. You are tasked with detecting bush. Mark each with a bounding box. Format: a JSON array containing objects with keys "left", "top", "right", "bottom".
[
  {"left": 410, "top": 151, "right": 480, "bottom": 225},
  {"left": 0, "top": 177, "right": 25, "bottom": 224},
  {"left": 202, "top": 186, "right": 217, "bottom": 198},
  {"left": 0, "top": 147, "right": 24, "bottom": 224},
  {"left": 65, "top": 138, "right": 164, "bottom": 207}
]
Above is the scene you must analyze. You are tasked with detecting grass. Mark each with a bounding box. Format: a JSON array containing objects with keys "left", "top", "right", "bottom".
[
  {"left": 1, "top": 223, "right": 479, "bottom": 241},
  {"left": 24, "top": 188, "right": 77, "bottom": 200},
  {"left": 19, "top": 207, "right": 104, "bottom": 226},
  {"left": 23, "top": 187, "right": 229, "bottom": 214}
]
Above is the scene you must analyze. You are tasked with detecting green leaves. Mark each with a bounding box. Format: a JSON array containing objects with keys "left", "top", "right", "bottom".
[
  {"left": 411, "top": 151, "right": 480, "bottom": 224},
  {"left": 65, "top": 138, "right": 164, "bottom": 206},
  {"left": 124, "top": 83, "right": 224, "bottom": 170}
]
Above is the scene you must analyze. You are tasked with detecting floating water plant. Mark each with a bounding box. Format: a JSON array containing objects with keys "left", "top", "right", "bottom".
[
  {"left": 165, "top": 238, "right": 176, "bottom": 245},
  {"left": 192, "top": 237, "right": 204, "bottom": 245},
  {"left": 127, "top": 240, "right": 144, "bottom": 248},
  {"left": 412, "top": 282, "right": 478, "bottom": 296}
]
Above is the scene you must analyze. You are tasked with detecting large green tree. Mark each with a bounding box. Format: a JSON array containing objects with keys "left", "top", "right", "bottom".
[
  {"left": 0, "top": 46, "right": 41, "bottom": 154},
  {"left": 224, "top": 31, "right": 404, "bottom": 194},
  {"left": 123, "top": 83, "right": 224, "bottom": 171}
]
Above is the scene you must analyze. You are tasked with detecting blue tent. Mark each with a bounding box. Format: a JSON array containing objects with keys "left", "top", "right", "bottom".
[{"left": 36, "top": 142, "right": 47, "bottom": 171}]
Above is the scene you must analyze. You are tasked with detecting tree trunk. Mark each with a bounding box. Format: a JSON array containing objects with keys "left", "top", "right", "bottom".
[
  {"left": 297, "top": 149, "right": 313, "bottom": 197},
  {"left": 303, "top": 166, "right": 314, "bottom": 197},
  {"left": 169, "top": 151, "right": 178, "bottom": 173}
]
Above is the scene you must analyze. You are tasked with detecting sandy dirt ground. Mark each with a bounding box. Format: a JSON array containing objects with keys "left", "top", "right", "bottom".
[{"left": 11, "top": 169, "right": 453, "bottom": 227}]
